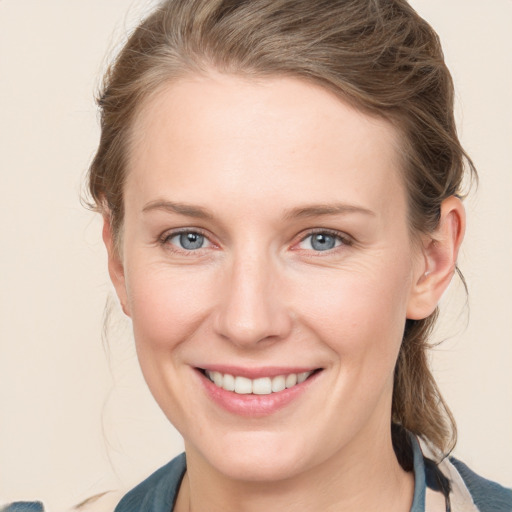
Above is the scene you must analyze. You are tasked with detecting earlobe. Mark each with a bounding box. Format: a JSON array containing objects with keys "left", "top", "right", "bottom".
[
  {"left": 406, "top": 196, "right": 466, "bottom": 320},
  {"left": 102, "top": 215, "right": 131, "bottom": 317}
]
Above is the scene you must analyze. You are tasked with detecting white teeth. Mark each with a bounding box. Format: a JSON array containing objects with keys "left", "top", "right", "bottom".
[
  {"left": 212, "top": 371, "right": 223, "bottom": 387},
  {"left": 297, "top": 372, "right": 310, "bottom": 384},
  {"left": 234, "top": 376, "right": 252, "bottom": 394},
  {"left": 222, "top": 373, "right": 235, "bottom": 391},
  {"left": 205, "top": 370, "right": 314, "bottom": 395},
  {"left": 271, "top": 375, "right": 286, "bottom": 393},
  {"left": 285, "top": 373, "right": 297, "bottom": 388},
  {"left": 252, "top": 377, "right": 272, "bottom": 395}
]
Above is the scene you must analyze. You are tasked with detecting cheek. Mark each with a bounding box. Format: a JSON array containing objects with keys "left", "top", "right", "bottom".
[
  {"left": 122, "top": 263, "right": 218, "bottom": 429},
  {"left": 125, "top": 263, "right": 216, "bottom": 353},
  {"left": 295, "top": 261, "right": 413, "bottom": 431},
  {"left": 297, "top": 260, "right": 412, "bottom": 363}
]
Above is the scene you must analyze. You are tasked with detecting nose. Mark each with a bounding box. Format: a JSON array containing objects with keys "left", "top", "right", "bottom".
[{"left": 212, "top": 251, "right": 293, "bottom": 348}]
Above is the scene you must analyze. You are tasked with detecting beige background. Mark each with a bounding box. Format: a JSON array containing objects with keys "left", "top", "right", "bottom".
[{"left": 1, "top": 0, "right": 511, "bottom": 509}]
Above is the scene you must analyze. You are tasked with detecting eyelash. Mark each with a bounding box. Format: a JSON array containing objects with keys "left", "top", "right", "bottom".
[
  {"left": 159, "top": 228, "right": 213, "bottom": 255},
  {"left": 158, "top": 228, "right": 352, "bottom": 255},
  {"left": 294, "top": 229, "right": 352, "bottom": 255}
]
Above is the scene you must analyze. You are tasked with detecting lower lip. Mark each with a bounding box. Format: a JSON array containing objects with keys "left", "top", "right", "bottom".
[{"left": 196, "top": 369, "right": 321, "bottom": 417}]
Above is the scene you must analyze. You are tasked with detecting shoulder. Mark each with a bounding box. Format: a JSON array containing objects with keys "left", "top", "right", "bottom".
[
  {"left": 413, "top": 435, "right": 512, "bottom": 512},
  {"left": 114, "top": 453, "right": 187, "bottom": 512},
  {"left": 447, "top": 457, "right": 512, "bottom": 512},
  {"left": 0, "top": 503, "right": 44, "bottom": 512},
  {"left": 0, "top": 456, "right": 186, "bottom": 512}
]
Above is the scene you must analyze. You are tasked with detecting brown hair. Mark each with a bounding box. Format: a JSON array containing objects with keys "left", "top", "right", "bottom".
[{"left": 88, "top": 0, "right": 476, "bottom": 455}]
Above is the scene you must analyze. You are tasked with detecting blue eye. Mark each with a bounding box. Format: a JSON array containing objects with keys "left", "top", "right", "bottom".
[
  {"left": 168, "top": 232, "right": 210, "bottom": 250},
  {"left": 299, "top": 232, "right": 343, "bottom": 251}
]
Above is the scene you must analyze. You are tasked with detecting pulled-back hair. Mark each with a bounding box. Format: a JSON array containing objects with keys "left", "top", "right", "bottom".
[{"left": 88, "top": 0, "right": 476, "bottom": 455}]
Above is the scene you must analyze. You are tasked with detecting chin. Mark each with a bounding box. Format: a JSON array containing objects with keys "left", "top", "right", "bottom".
[{"left": 191, "top": 430, "right": 314, "bottom": 482}]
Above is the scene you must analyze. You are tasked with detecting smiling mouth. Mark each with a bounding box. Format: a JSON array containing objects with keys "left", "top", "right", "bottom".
[{"left": 200, "top": 369, "right": 321, "bottom": 395}]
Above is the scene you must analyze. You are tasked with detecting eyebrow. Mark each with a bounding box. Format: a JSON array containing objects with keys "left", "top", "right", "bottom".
[
  {"left": 142, "top": 200, "right": 213, "bottom": 219},
  {"left": 283, "top": 203, "right": 376, "bottom": 220},
  {"left": 142, "top": 200, "right": 375, "bottom": 220}
]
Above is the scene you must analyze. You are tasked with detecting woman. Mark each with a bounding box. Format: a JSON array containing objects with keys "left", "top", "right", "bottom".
[
  {"left": 88, "top": 0, "right": 511, "bottom": 510},
  {"left": 4, "top": 0, "right": 508, "bottom": 511}
]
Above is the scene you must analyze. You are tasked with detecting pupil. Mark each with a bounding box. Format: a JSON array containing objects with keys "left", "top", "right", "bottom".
[
  {"left": 311, "top": 233, "right": 335, "bottom": 251},
  {"left": 180, "top": 232, "right": 204, "bottom": 250}
]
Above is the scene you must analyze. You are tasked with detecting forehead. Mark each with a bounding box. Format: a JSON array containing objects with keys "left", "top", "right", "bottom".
[{"left": 126, "top": 72, "right": 406, "bottom": 217}]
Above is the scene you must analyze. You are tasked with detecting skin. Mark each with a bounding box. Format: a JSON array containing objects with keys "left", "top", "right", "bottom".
[{"left": 104, "top": 72, "right": 465, "bottom": 512}]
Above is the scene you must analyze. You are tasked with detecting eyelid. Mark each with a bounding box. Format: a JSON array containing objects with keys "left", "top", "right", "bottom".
[
  {"left": 157, "top": 227, "right": 352, "bottom": 254},
  {"left": 159, "top": 227, "right": 216, "bottom": 252},
  {"left": 292, "top": 228, "right": 353, "bottom": 252}
]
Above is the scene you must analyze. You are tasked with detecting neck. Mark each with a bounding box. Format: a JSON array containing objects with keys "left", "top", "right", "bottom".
[{"left": 176, "top": 424, "right": 414, "bottom": 512}]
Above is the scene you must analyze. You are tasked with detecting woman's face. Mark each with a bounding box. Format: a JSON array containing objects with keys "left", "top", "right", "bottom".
[{"left": 110, "top": 73, "right": 426, "bottom": 481}]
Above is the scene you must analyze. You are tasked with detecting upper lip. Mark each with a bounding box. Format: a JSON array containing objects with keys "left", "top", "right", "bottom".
[{"left": 196, "top": 365, "right": 321, "bottom": 379}]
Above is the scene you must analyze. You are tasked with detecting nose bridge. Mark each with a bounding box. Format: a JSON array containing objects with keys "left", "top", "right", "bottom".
[{"left": 213, "top": 244, "right": 291, "bottom": 346}]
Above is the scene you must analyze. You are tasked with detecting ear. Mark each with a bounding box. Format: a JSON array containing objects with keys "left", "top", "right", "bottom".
[
  {"left": 102, "top": 215, "right": 131, "bottom": 317},
  {"left": 406, "top": 196, "right": 466, "bottom": 320}
]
